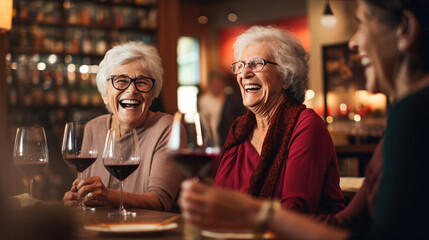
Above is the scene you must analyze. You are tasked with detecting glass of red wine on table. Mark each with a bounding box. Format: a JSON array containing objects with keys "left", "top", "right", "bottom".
[
  {"left": 102, "top": 128, "right": 140, "bottom": 217},
  {"left": 62, "top": 122, "right": 98, "bottom": 212},
  {"left": 13, "top": 126, "right": 49, "bottom": 200}
]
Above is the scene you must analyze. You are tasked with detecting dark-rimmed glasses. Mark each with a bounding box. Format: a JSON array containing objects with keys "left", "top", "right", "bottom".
[
  {"left": 231, "top": 58, "right": 278, "bottom": 74},
  {"left": 108, "top": 75, "right": 155, "bottom": 93}
]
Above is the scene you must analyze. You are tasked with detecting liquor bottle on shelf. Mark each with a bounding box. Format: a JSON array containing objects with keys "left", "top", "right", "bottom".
[
  {"left": 148, "top": 8, "right": 157, "bottom": 29},
  {"left": 42, "top": 68, "right": 57, "bottom": 106},
  {"left": 7, "top": 69, "right": 19, "bottom": 107},
  {"left": 67, "top": 63, "right": 80, "bottom": 107},
  {"left": 31, "top": 69, "right": 44, "bottom": 107},
  {"left": 18, "top": 2, "right": 29, "bottom": 21},
  {"left": 89, "top": 67, "right": 103, "bottom": 106},
  {"left": 32, "top": 25, "right": 44, "bottom": 51},
  {"left": 95, "top": 32, "right": 108, "bottom": 55},
  {"left": 80, "top": 4, "right": 91, "bottom": 26},
  {"left": 56, "top": 64, "right": 70, "bottom": 107},
  {"left": 138, "top": 9, "right": 148, "bottom": 29},
  {"left": 82, "top": 31, "right": 93, "bottom": 54},
  {"left": 79, "top": 77, "right": 92, "bottom": 107}
]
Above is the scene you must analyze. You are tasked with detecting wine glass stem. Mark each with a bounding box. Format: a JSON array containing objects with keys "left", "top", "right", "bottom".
[
  {"left": 29, "top": 178, "right": 34, "bottom": 199},
  {"left": 119, "top": 181, "right": 125, "bottom": 213},
  {"left": 78, "top": 172, "right": 85, "bottom": 207}
]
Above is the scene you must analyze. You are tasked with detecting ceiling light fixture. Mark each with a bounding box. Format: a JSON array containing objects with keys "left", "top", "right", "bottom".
[
  {"left": 227, "top": 11, "right": 238, "bottom": 23},
  {"left": 198, "top": 14, "right": 208, "bottom": 25},
  {"left": 320, "top": 0, "right": 337, "bottom": 28}
]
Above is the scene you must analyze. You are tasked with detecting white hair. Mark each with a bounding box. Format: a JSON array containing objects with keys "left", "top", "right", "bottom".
[
  {"left": 96, "top": 41, "right": 163, "bottom": 99},
  {"left": 234, "top": 25, "right": 309, "bottom": 103}
]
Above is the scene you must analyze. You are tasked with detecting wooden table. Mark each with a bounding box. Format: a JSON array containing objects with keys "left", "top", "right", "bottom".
[{"left": 77, "top": 207, "right": 184, "bottom": 240}]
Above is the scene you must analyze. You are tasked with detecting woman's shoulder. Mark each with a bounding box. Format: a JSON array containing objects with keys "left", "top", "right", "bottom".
[
  {"left": 152, "top": 112, "right": 174, "bottom": 124},
  {"left": 87, "top": 114, "right": 111, "bottom": 128},
  {"left": 143, "top": 112, "right": 174, "bottom": 131},
  {"left": 297, "top": 108, "right": 325, "bottom": 125},
  {"left": 292, "top": 108, "right": 330, "bottom": 138}
]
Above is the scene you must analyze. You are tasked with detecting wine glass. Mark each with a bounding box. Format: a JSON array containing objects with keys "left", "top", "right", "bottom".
[
  {"left": 102, "top": 129, "right": 140, "bottom": 217},
  {"left": 167, "top": 112, "right": 220, "bottom": 240},
  {"left": 167, "top": 112, "right": 220, "bottom": 180},
  {"left": 62, "top": 122, "right": 98, "bottom": 212},
  {"left": 13, "top": 126, "right": 49, "bottom": 200}
]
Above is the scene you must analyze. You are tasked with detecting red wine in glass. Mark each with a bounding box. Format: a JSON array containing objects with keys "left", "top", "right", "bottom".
[
  {"left": 105, "top": 164, "right": 139, "bottom": 181},
  {"left": 167, "top": 112, "right": 220, "bottom": 179},
  {"left": 63, "top": 157, "right": 97, "bottom": 173},
  {"left": 103, "top": 129, "right": 141, "bottom": 217},
  {"left": 62, "top": 122, "right": 98, "bottom": 212},
  {"left": 170, "top": 150, "right": 218, "bottom": 178}
]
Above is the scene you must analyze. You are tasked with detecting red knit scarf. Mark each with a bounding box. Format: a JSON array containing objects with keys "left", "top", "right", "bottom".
[{"left": 220, "top": 98, "right": 306, "bottom": 199}]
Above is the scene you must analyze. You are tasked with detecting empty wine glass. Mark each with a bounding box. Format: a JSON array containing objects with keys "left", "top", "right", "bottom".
[
  {"left": 62, "top": 122, "right": 98, "bottom": 212},
  {"left": 13, "top": 126, "right": 49, "bottom": 200},
  {"left": 102, "top": 129, "right": 140, "bottom": 217},
  {"left": 167, "top": 112, "right": 220, "bottom": 240}
]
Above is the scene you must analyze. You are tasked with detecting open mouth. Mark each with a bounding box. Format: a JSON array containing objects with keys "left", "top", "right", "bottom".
[
  {"left": 361, "top": 57, "right": 372, "bottom": 67},
  {"left": 119, "top": 99, "right": 141, "bottom": 109},
  {"left": 244, "top": 84, "right": 262, "bottom": 92}
]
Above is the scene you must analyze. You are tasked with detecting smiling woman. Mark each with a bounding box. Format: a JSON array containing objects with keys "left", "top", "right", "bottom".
[
  {"left": 62, "top": 41, "right": 185, "bottom": 212},
  {"left": 213, "top": 25, "right": 345, "bottom": 214}
]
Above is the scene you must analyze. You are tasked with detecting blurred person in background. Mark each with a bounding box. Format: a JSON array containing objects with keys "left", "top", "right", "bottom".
[
  {"left": 179, "top": 0, "right": 429, "bottom": 239},
  {"left": 198, "top": 71, "right": 246, "bottom": 148},
  {"left": 63, "top": 41, "right": 183, "bottom": 211},
  {"left": 213, "top": 25, "right": 345, "bottom": 214}
]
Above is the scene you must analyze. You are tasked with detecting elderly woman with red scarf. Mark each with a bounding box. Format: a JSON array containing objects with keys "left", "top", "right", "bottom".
[{"left": 213, "top": 25, "right": 344, "bottom": 214}]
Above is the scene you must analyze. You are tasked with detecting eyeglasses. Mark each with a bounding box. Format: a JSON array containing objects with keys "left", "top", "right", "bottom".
[
  {"left": 108, "top": 75, "right": 155, "bottom": 93},
  {"left": 231, "top": 58, "right": 278, "bottom": 74}
]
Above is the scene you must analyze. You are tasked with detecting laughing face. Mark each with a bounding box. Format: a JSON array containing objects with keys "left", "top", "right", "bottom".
[
  {"left": 236, "top": 41, "right": 288, "bottom": 114},
  {"left": 348, "top": 0, "right": 400, "bottom": 94},
  {"left": 102, "top": 60, "right": 153, "bottom": 129}
]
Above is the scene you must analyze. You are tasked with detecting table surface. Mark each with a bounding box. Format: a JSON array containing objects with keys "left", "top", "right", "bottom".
[{"left": 77, "top": 207, "right": 184, "bottom": 240}]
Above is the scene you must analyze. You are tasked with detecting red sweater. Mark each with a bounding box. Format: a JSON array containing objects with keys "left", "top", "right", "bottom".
[{"left": 214, "top": 109, "right": 345, "bottom": 214}]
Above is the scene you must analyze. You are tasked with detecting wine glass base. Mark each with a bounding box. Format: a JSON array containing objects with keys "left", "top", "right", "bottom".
[
  {"left": 108, "top": 211, "right": 137, "bottom": 218},
  {"left": 81, "top": 206, "right": 96, "bottom": 213},
  {"left": 73, "top": 205, "right": 96, "bottom": 213}
]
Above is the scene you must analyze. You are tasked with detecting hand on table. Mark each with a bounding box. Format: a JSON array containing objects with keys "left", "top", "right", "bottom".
[{"left": 63, "top": 176, "right": 116, "bottom": 206}]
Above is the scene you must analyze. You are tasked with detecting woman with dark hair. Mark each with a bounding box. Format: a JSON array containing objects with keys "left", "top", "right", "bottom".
[{"left": 179, "top": 0, "right": 429, "bottom": 239}]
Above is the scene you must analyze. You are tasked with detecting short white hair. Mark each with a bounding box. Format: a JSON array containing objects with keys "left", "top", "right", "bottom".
[
  {"left": 96, "top": 41, "right": 163, "bottom": 99},
  {"left": 234, "top": 25, "right": 309, "bottom": 103}
]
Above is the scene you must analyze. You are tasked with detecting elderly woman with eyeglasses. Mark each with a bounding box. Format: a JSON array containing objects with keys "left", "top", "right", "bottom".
[
  {"left": 63, "top": 41, "right": 184, "bottom": 211},
  {"left": 212, "top": 26, "right": 345, "bottom": 214}
]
